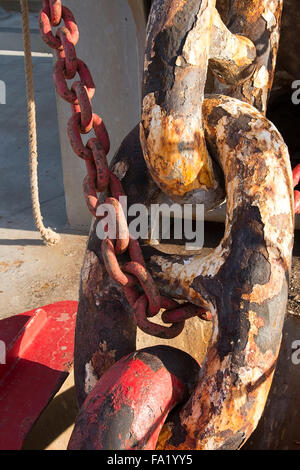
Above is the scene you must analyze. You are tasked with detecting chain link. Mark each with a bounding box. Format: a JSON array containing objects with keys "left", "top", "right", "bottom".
[{"left": 38, "top": 0, "right": 211, "bottom": 338}]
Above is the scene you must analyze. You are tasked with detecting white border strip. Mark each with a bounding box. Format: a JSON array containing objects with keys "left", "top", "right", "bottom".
[{"left": 0, "top": 50, "right": 53, "bottom": 57}]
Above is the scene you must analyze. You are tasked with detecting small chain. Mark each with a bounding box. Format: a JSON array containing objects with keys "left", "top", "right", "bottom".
[{"left": 38, "top": 0, "right": 211, "bottom": 338}]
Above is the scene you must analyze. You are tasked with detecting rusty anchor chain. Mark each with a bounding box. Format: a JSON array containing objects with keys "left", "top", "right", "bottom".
[
  {"left": 67, "top": 0, "right": 296, "bottom": 451},
  {"left": 38, "top": 0, "right": 210, "bottom": 340}
]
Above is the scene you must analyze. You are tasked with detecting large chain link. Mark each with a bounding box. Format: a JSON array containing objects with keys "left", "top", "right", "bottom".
[{"left": 38, "top": 0, "right": 211, "bottom": 339}]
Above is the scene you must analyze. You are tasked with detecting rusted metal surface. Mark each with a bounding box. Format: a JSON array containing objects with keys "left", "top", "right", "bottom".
[
  {"left": 101, "top": 239, "right": 135, "bottom": 287},
  {"left": 39, "top": 3, "right": 79, "bottom": 52},
  {"left": 53, "top": 58, "right": 95, "bottom": 104},
  {"left": 73, "top": 97, "right": 294, "bottom": 449},
  {"left": 213, "top": 0, "right": 283, "bottom": 114},
  {"left": 149, "top": 95, "right": 294, "bottom": 449},
  {"left": 140, "top": 0, "right": 225, "bottom": 208},
  {"left": 244, "top": 313, "right": 300, "bottom": 450},
  {"left": 37, "top": 0, "right": 296, "bottom": 450},
  {"left": 132, "top": 296, "right": 185, "bottom": 340},
  {"left": 73, "top": 126, "right": 209, "bottom": 409},
  {"left": 68, "top": 346, "right": 200, "bottom": 450},
  {"left": 209, "top": 8, "right": 256, "bottom": 85},
  {"left": 74, "top": 249, "right": 137, "bottom": 407}
]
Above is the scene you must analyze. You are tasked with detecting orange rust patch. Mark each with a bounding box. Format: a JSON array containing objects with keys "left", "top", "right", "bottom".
[
  {"left": 141, "top": 112, "right": 215, "bottom": 197},
  {"left": 91, "top": 341, "right": 117, "bottom": 379},
  {"left": 234, "top": 0, "right": 265, "bottom": 23}
]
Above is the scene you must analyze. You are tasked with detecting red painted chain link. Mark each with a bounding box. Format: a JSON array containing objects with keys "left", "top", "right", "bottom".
[{"left": 38, "top": 0, "right": 211, "bottom": 338}]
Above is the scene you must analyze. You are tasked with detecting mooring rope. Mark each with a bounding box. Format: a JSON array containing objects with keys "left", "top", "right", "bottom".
[{"left": 20, "top": 0, "right": 60, "bottom": 246}]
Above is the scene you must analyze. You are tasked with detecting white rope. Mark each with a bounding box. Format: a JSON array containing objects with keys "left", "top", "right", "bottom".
[{"left": 20, "top": 0, "right": 60, "bottom": 246}]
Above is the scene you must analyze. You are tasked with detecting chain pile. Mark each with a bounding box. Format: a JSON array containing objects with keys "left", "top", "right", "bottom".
[{"left": 38, "top": 0, "right": 210, "bottom": 339}]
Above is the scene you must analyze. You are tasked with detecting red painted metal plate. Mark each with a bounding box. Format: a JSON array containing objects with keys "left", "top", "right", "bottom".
[{"left": 0, "top": 301, "right": 78, "bottom": 450}]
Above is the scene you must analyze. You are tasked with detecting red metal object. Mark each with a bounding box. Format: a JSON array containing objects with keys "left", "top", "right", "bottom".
[
  {"left": 67, "top": 113, "right": 110, "bottom": 160},
  {"left": 39, "top": 4, "right": 78, "bottom": 51},
  {"left": 123, "top": 262, "right": 161, "bottom": 316},
  {"left": 295, "top": 191, "right": 300, "bottom": 214},
  {"left": 39, "top": 4, "right": 78, "bottom": 49},
  {"left": 293, "top": 164, "right": 300, "bottom": 213},
  {"left": 109, "top": 173, "right": 126, "bottom": 199},
  {"left": 0, "top": 301, "right": 77, "bottom": 450},
  {"left": 82, "top": 173, "right": 99, "bottom": 217},
  {"left": 67, "top": 113, "right": 93, "bottom": 160},
  {"left": 56, "top": 27, "right": 77, "bottom": 79},
  {"left": 58, "top": 6, "right": 79, "bottom": 45},
  {"left": 71, "top": 83, "right": 93, "bottom": 133},
  {"left": 133, "top": 295, "right": 185, "bottom": 339},
  {"left": 92, "top": 114, "right": 110, "bottom": 156},
  {"left": 103, "top": 197, "right": 129, "bottom": 254},
  {"left": 48, "top": 0, "right": 62, "bottom": 26},
  {"left": 128, "top": 237, "right": 146, "bottom": 268},
  {"left": 53, "top": 59, "right": 95, "bottom": 104},
  {"left": 76, "top": 59, "right": 96, "bottom": 99},
  {"left": 39, "top": 6, "right": 61, "bottom": 49},
  {"left": 68, "top": 346, "right": 200, "bottom": 450},
  {"left": 86, "top": 139, "right": 109, "bottom": 192},
  {"left": 101, "top": 239, "right": 134, "bottom": 287},
  {"left": 53, "top": 58, "right": 76, "bottom": 102},
  {"left": 162, "top": 303, "right": 212, "bottom": 323}
]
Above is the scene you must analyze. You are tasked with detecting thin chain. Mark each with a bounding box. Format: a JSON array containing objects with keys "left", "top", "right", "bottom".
[{"left": 38, "top": 0, "right": 211, "bottom": 338}]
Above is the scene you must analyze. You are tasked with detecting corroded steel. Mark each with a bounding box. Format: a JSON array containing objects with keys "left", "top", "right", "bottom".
[
  {"left": 162, "top": 303, "right": 212, "bottom": 323},
  {"left": 101, "top": 197, "right": 130, "bottom": 255},
  {"left": 73, "top": 94, "right": 294, "bottom": 450},
  {"left": 101, "top": 238, "right": 135, "bottom": 287},
  {"left": 55, "top": 26, "right": 77, "bottom": 79},
  {"left": 150, "top": 95, "right": 294, "bottom": 449},
  {"left": 140, "top": 0, "right": 258, "bottom": 207},
  {"left": 209, "top": 8, "right": 256, "bottom": 84},
  {"left": 123, "top": 262, "right": 161, "bottom": 315},
  {"left": 86, "top": 138, "right": 109, "bottom": 192},
  {"left": 132, "top": 295, "right": 185, "bottom": 339},
  {"left": 140, "top": 0, "right": 224, "bottom": 207},
  {"left": 67, "top": 113, "right": 110, "bottom": 161},
  {"left": 38, "top": 0, "right": 295, "bottom": 451},
  {"left": 71, "top": 82, "right": 93, "bottom": 132},
  {"left": 39, "top": 4, "right": 78, "bottom": 50},
  {"left": 213, "top": 0, "right": 283, "bottom": 114}
]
